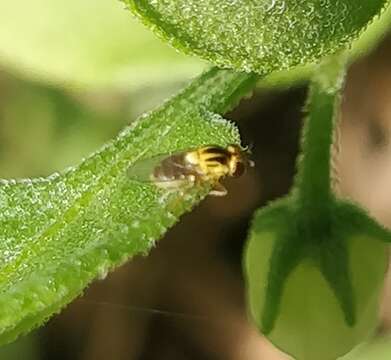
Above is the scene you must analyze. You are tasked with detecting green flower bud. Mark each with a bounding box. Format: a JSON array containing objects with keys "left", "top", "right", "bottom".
[{"left": 245, "top": 198, "right": 390, "bottom": 360}]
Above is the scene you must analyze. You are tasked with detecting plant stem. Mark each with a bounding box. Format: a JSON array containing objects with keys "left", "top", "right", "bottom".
[{"left": 294, "top": 55, "right": 347, "bottom": 221}]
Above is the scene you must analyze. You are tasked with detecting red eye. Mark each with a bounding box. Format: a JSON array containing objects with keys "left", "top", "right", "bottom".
[{"left": 232, "top": 162, "right": 245, "bottom": 177}]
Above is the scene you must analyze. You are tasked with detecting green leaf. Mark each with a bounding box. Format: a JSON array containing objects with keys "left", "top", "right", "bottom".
[
  {"left": 259, "top": 1, "right": 391, "bottom": 90},
  {"left": 0, "top": 68, "right": 257, "bottom": 345},
  {"left": 350, "top": 1, "right": 391, "bottom": 60},
  {"left": 0, "top": 0, "right": 204, "bottom": 89},
  {"left": 123, "top": 0, "right": 388, "bottom": 75}
]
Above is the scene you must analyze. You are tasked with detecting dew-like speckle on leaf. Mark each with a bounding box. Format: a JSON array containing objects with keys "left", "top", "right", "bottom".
[
  {"left": 0, "top": 68, "right": 257, "bottom": 345},
  {"left": 123, "top": 0, "right": 388, "bottom": 74}
]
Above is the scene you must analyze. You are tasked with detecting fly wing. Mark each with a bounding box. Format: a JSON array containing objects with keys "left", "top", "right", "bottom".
[
  {"left": 127, "top": 154, "right": 169, "bottom": 183},
  {"left": 126, "top": 151, "right": 192, "bottom": 184}
]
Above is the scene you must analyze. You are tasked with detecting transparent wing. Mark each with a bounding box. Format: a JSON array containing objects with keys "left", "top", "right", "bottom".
[
  {"left": 127, "top": 154, "right": 169, "bottom": 183},
  {"left": 126, "top": 151, "right": 195, "bottom": 187}
]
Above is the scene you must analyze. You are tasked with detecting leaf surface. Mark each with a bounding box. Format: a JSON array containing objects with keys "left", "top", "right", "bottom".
[
  {"left": 0, "top": 68, "right": 257, "bottom": 344},
  {"left": 123, "top": 0, "right": 388, "bottom": 74}
]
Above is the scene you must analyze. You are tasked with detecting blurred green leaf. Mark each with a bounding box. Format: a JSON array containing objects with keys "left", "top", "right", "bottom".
[
  {"left": 0, "top": 72, "right": 128, "bottom": 178},
  {"left": 343, "top": 337, "right": 391, "bottom": 360},
  {"left": 123, "top": 0, "right": 388, "bottom": 75},
  {"left": 0, "top": 0, "right": 204, "bottom": 89},
  {"left": 0, "top": 68, "right": 257, "bottom": 345},
  {"left": 0, "top": 334, "right": 39, "bottom": 360}
]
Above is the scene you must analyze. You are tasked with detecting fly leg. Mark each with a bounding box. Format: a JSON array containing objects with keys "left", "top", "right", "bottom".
[{"left": 209, "top": 182, "right": 228, "bottom": 196}]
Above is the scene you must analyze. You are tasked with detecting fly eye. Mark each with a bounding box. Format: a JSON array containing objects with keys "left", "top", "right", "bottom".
[{"left": 232, "top": 161, "right": 245, "bottom": 177}]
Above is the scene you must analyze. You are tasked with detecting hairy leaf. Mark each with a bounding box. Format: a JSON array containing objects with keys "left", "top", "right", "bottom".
[
  {"left": 0, "top": 68, "right": 257, "bottom": 344},
  {"left": 260, "top": 1, "right": 391, "bottom": 89},
  {"left": 123, "top": 0, "right": 388, "bottom": 74}
]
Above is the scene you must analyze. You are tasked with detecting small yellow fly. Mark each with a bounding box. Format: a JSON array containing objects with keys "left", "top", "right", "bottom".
[{"left": 127, "top": 144, "right": 254, "bottom": 196}]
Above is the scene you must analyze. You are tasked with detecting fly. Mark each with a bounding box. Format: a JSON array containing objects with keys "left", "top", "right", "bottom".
[{"left": 127, "top": 144, "right": 254, "bottom": 196}]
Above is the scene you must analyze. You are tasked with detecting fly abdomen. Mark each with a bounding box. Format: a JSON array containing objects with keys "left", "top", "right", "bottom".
[{"left": 152, "top": 154, "right": 194, "bottom": 181}]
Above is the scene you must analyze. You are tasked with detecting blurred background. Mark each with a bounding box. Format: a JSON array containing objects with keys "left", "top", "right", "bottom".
[{"left": 1, "top": 1, "right": 391, "bottom": 359}]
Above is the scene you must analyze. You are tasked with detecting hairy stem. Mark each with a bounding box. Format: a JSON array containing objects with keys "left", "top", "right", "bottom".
[{"left": 295, "top": 55, "right": 347, "bottom": 223}]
